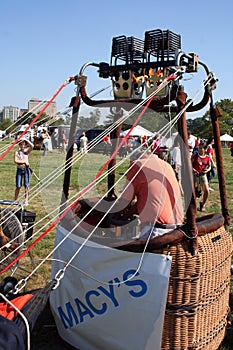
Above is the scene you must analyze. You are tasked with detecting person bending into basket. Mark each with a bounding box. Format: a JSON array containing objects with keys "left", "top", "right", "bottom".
[
  {"left": 112, "top": 150, "right": 184, "bottom": 240},
  {"left": 14, "top": 138, "right": 34, "bottom": 206},
  {"left": 192, "top": 142, "right": 211, "bottom": 212}
]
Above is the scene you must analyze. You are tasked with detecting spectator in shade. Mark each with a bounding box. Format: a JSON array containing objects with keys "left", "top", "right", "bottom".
[{"left": 206, "top": 136, "right": 216, "bottom": 192}]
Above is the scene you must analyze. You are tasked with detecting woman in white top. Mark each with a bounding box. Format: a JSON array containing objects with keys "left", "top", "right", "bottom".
[{"left": 14, "top": 138, "right": 34, "bottom": 205}]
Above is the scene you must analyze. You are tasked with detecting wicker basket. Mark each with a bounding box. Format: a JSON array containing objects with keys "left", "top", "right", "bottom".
[
  {"left": 156, "top": 226, "right": 232, "bottom": 350},
  {"left": 64, "top": 203, "right": 233, "bottom": 349}
]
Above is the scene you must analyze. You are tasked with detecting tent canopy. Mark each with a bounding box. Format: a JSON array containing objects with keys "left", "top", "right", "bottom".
[
  {"left": 220, "top": 133, "right": 233, "bottom": 142},
  {"left": 124, "top": 125, "right": 153, "bottom": 137}
]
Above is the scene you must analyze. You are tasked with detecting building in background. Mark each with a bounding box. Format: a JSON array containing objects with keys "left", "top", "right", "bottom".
[
  {"left": 19, "top": 108, "right": 28, "bottom": 117},
  {"left": 28, "top": 97, "right": 57, "bottom": 119},
  {"left": 1, "top": 105, "right": 20, "bottom": 123}
]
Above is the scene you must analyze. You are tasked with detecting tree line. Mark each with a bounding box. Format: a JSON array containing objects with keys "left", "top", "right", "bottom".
[{"left": 1, "top": 99, "right": 232, "bottom": 140}]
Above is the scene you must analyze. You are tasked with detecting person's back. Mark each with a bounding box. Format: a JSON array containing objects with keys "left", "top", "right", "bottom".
[
  {"left": 80, "top": 132, "right": 88, "bottom": 154},
  {"left": 122, "top": 153, "right": 184, "bottom": 225}
]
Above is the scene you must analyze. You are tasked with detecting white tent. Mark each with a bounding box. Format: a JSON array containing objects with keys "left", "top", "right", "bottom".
[
  {"left": 220, "top": 133, "right": 233, "bottom": 142},
  {"left": 124, "top": 125, "right": 153, "bottom": 137}
]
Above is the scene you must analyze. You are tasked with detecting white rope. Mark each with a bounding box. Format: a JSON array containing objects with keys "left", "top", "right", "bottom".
[
  {"left": 0, "top": 71, "right": 200, "bottom": 254},
  {"left": 27, "top": 73, "right": 214, "bottom": 284},
  {"left": 11, "top": 74, "right": 176, "bottom": 207},
  {"left": 1, "top": 73, "right": 213, "bottom": 278},
  {"left": 0, "top": 71, "right": 212, "bottom": 253},
  {"left": 13, "top": 108, "right": 185, "bottom": 289}
]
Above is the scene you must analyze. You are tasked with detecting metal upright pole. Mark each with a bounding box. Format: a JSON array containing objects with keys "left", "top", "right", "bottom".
[
  {"left": 176, "top": 87, "right": 198, "bottom": 254},
  {"left": 209, "top": 103, "right": 230, "bottom": 227},
  {"left": 107, "top": 106, "right": 123, "bottom": 199},
  {"left": 62, "top": 96, "right": 81, "bottom": 204}
]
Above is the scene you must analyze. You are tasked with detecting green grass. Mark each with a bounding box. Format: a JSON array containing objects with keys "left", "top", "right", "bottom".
[{"left": 0, "top": 142, "right": 233, "bottom": 349}]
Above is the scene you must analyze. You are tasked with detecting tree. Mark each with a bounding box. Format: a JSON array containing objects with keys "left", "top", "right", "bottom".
[
  {"left": 0, "top": 118, "right": 13, "bottom": 134},
  {"left": 216, "top": 99, "right": 233, "bottom": 135},
  {"left": 186, "top": 99, "right": 233, "bottom": 138},
  {"left": 77, "top": 108, "right": 101, "bottom": 128}
]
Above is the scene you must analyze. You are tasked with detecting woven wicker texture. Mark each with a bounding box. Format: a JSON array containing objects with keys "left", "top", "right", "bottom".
[
  {"left": 0, "top": 208, "right": 23, "bottom": 244},
  {"left": 154, "top": 226, "right": 232, "bottom": 350}
]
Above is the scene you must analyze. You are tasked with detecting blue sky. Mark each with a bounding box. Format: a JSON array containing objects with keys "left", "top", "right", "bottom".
[{"left": 1, "top": 0, "right": 233, "bottom": 119}]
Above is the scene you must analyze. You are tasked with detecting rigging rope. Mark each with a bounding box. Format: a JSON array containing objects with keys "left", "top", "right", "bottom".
[
  {"left": 0, "top": 72, "right": 177, "bottom": 275},
  {"left": 0, "top": 77, "right": 74, "bottom": 161},
  {"left": 14, "top": 115, "right": 180, "bottom": 291},
  {"left": 1, "top": 77, "right": 171, "bottom": 209},
  {"left": 0, "top": 72, "right": 212, "bottom": 256},
  {"left": 0, "top": 72, "right": 214, "bottom": 285}
]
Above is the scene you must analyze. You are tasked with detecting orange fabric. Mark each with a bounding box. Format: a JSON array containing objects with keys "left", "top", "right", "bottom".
[{"left": 0, "top": 294, "right": 33, "bottom": 320}]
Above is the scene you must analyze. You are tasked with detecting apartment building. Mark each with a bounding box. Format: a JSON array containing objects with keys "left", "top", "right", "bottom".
[
  {"left": 28, "top": 97, "right": 57, "bottom": 118},
  {"left": 1, "top": 105, "right": 20, "bottom": 122}
]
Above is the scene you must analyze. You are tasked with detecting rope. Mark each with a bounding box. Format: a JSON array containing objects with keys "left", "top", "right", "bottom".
[
  {"left": 0, "top": 77, "right": 74, "bottom": 161},
  {"left": 2, "top": 75, "right": 172, "bottom": 210},
  {"left": 0, "top": 72, "right": 213, "bottom": 280},
  {"left": 0, "top": 73, "right": 176, "bottom": 275},
  {"left": 0, "top": 72, "right": 212, "bottom": 256}
]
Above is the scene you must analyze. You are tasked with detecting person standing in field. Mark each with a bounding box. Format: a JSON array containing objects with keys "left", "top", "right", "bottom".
[
  {"left": 192, "top": 142, "right": 211, "bottom": 212},
  {"left": 14, "top": 138, "right": 34, "bottom": 206},
  {"left": 61, "top": 130, "right": 68, "bottom": 154},
  {"left": 80, "top": 132, "right": 88, "bottom": 154},
  {"left": 206, "top": 136, "right": 216, "bottom": 192}
]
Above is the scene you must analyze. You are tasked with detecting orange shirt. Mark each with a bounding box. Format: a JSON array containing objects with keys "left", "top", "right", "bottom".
[{"left": 122, "top": 154, "right": 184, "bottom": 224}]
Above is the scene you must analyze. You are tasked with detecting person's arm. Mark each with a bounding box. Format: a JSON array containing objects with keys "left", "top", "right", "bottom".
[
  {"left": 207, "top": 149, "right": 216, "bottom": 167},
  {"left": 26, "top": 140, "right": 34, "bottom": 154},
  {"left": 203, "top": 160, "right": 212, "bottom": 174}
]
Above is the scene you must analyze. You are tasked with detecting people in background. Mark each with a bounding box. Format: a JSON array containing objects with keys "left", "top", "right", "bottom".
[
  {"left": 206, "top": 136, "right": 216, "bottom": 192},
  {"left": 41, "top": 129, "right": 50, "bottom": 156},
  {"left": 230, "top": 142, "right": 233, "bottom": 157},
  {"left": 14, "top": 138, "right": 34, "bottom": 206},
  {"left": 192, "top": 142, "right": 211, "bottom": 212},
  {"left": 193, "top": 137, "right": 200, "bottom": 155},
  {"left": 141, "top": 135, "right": 148, "bottom": 148},
  {"left": 80, "top": 132, "right": 88, "bottom": 154},
  {"left": 61, "top": 130, "right": 68, "bottom": 154},
  {"left": 51, "top": 128, "right": 58, "bottom": 149},
  {"left": 171, "top": 136, "right": 183, "bottom": 194},
  {"left": 151, "top": 134, "right": 161, "bottom": 156},
  {"left": 103, "top": 133, "right": 111, "bottom": 155},
  {"left": 187, "top": 131, "right": 196, "bottom": 156}
]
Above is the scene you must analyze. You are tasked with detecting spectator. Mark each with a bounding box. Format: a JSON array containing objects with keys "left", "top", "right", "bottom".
[
  {"left": 61, "top": 130, "right": 68, "bottom": 154},
  {"left": 14, "top": 138, "right": 34, "bottom": 206},
  {"left": 103, "top": 133, "right": 111, "bottom": 155},
  {"left": 80, "top": 132, "right": 88, "bottom": 154},
  {"left": 51, "top": 128, "right": 58, "bottom": 149},
  {"left": 141, "top": 135, "right": 148, "bottom": 148},
  {"left": 41, "top": 129, "right": 50, "bottom": 156},
  {"left": 151, "top": 134, "right": 161, "bottom": 156},
  {"left": 230, "top": 142, "right": 233, "bottom": 157},
  {"left": 192, "top": 142, "right": 211, "bottom": 212},
  {"left": 206, "top": 136, "right": 216, "bottom": 191},
  {"left": 171, "top": 136, "right": 182, "bottom": 193},
  {"left": 187, "top": 131, "right": 196, "bottom": 156}
]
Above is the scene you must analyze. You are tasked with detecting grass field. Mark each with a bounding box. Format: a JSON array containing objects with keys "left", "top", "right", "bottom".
[{"left": 0, "top": 142, "right": 233, "bottom": 349}]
